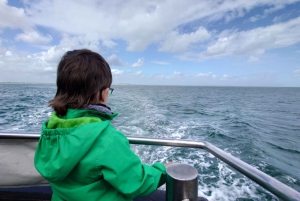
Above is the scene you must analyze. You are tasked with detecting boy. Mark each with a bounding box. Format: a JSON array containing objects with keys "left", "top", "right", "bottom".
[{"left": 34, "top": 49, "right": 168, "bottom": 201}]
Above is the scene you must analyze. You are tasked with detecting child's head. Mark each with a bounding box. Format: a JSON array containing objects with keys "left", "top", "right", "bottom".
[{"left": 49, "top": 49, "right": 112, "bottom": 116}]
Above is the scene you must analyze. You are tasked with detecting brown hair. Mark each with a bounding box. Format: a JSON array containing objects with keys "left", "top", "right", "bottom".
[{"left": 49, "top": 49, "right": 112, "bottom": 116}]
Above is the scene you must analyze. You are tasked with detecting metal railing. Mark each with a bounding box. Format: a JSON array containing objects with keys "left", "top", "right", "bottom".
[{"left": 1, "top": 132, "right": 300, "bottom": 201}]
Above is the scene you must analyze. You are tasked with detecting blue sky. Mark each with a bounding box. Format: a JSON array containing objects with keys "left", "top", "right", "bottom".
[{"left": 0, "top": 0, "right": 300, "bottom": 86}]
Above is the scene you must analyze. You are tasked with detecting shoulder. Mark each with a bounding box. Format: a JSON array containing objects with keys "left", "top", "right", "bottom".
[
  {"left": 90, "top": 122, "right": 129, "bottom": 147},
  {"left": 105, "top": 125, "right": 129, "bottom": 145}
]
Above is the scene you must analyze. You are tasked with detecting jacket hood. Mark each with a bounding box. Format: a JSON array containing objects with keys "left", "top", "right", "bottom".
[{"left": 34, "top": 109, "right": 117, "bottom": 182}]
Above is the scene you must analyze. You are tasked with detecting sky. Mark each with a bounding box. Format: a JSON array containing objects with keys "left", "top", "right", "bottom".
[{"left": 0, "top": 0, "right": 300, "bottom": 86}]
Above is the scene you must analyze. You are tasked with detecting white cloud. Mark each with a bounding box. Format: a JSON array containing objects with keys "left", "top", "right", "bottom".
[
  {"left": 151, "top": 73, "right": 164, "bottom": 79},
  {"left": 111, "top": 69, "right": 124, "bottom": 75},
  {"left": 249, "top": 15, "right": 262, "bottom": 22},
  {"left": 21, "top": 0, "right": 300, "bottom": 51},
  {"left": 273, "top": 16, "right": 283, "bottom": 23},
  {"left": 0, "top": 33, "right": 121, "bottom": 83},
  {"left": 15, "top": 31, "right": 52, "bottom": 45},
  {"left": 249, "top": 4, "right": 286, "bottom": 23},
  {"left": 0, "top": 49, "right": 57, "bottom": 83},
  {"left": 102, "top": 40, "right": 117, "bottom": 49},
  {"left": 294, "top": 69, "right": 300, "bottom": 75},
  {"left": 221, "top": 74, "right": 230, "bottom": 80},
  {"left": 5, "top": 50, "right": 12, "bottom": 56},
  {"left": 34, "top": 34, "right": 102, "bottom": 64},
  {"left": 1, "top": 0, "right": 300, "bottom": 86},
  {"left": 43, "top": 67, "right": 55, "bottom": 72},
  {"left": 248, "top": 49, "right": 265, "bottom": 62},
  {"left": 263, "top": 4, "right": 285, "bottom": 15},
  {"left": 151, "top": 60, "right": 170, "bottom": 65},
  {"left": 159, "top": 27, "right": 210, "bottom": 52},
  {"left": 248, "top": 56, "right": 258, "bottom": 62},
  {"left": 173, "top": 71, "right": 183, "bottom": 77},
  {"left": 197, "top": 72, "right": 216, "bottom": 78},
  {"left": 135, "top": 71, "right": 142, "bottom": 76},
  {"left": 0, "top": 40, "right": 5, "bottom": 54},
  {"left": 0, "top": 0, "right": 33, "bottom": 31},
  {"left": 132, "top": 58, "right": 144, "bottom": 68},
  {"left": 36, "top": 46, "right": 65, "bottom": 64},
  {"left": 181, "top": 16, "right": 300, "bottom": 61},
  {"left": 106, "top": 54, "right": 126, "bottom": 66}
]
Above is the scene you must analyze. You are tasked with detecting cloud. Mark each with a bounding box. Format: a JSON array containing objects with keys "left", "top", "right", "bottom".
[
  {"left": 15, "top": 31, "right": 52, "bottom": 45},
  {"left": 21, "top": 0, "right": 300, "bottom": 51},
  {"left": 247, "top": 49, "right": 265, "bottom": 62},
  {"left": 151, "top": 73, "right": 164, "bottom": 79},
  {"left": 5, "top": 50, "right": 12, "bottom": 56},
  {"left": 151, "top": 60, "right": 170, "bottom": 65},
  {"left": 43, "top": 66, "right": 56, "bottom": 73},
  {"left": 249, "top": 4, "right": 286, "bottom": 23},
  {"left": 0, "top": 49, "right": 57, "bottom": 83},
  {"left": 0, "top": 0, "right": 33, "bottom": 31},
  {"left": 173, "top": 71, "right": 183, "bottom": 77},
  {"left": 1, "top": 0, "right": 300, "bottom": 87},
  {"left": 181, "top": 16, "right": 300, "bottom": 61},
  {"left": 34, "top": 34, "right": 102, "bottom": 64},
  {"left": 111, "top": 69, "right": 124, "bottom": 75},
  {"left": 221, "top": 74, "right": 230, "bottom": 80},
  {"left": 273, "top": 16, "right": 283, "bottom": 23},
  {"left": 35, "top": 46, "right": 65, "bottom": 64},
  {"left": 132, "top": 58, "right": 144, "bottom": 67},
  {"left": 159, "top": 27, "right": 211, "bottom": 52},
  {"left": 263, "top": 3, "right": 285, "bottom": 15},
  {"left": 249, "top": 15, "right": 262, "bottom": 22},
  {"left": 0, "top": 40, "right": 5, "bottom": 54},
  {"left": 135, "top": 71, "right": 142, "bottom": 76},
  {"left": 197, "top": 72, "right": 216, "bottom": 78},
  {"left": 106, "top": 54, "right": 126, "bottom": 66},
  {"left": 294, "top": 69, "right": 300, "bottom": 76},
  {"left": 102, "top": 40, "right": 117, "bottom": 48}
]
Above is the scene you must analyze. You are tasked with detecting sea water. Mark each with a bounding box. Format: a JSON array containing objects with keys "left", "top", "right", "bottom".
[{"left": 0, "top": 83, "right": 299, "bottom": 201}]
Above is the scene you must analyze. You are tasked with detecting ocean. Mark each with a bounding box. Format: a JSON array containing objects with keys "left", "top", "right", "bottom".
[{"left": 0, "top": 83, "right": 299, "bottom": 201}]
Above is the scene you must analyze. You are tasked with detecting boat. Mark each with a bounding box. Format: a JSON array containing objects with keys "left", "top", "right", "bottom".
[{"left": 0, "top": 132, "right": 300, "bottom": 201}]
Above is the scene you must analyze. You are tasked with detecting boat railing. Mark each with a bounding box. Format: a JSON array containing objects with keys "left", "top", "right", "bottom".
[{"left": 0, "top": 132, "right": 300, "bottom": 201}]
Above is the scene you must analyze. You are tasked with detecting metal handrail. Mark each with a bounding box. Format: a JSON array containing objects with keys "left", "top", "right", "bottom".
[{"left": 1, "top": 132, "right": 300, "bottom": 201}]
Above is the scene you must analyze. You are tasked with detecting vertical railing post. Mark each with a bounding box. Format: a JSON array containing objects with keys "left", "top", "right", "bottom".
[{"left": 166, "top": 163, "right": 198, "bottom": 201}]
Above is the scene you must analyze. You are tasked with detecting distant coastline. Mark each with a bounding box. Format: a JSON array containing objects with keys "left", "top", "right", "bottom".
[
  {"left": 0, "top": 82, "right": 299, "bottom": 88},
  {"left": 0, "top": 82, "right": 55, "bottom": 85}
]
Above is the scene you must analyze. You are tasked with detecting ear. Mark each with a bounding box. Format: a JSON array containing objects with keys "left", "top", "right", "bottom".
[
  {"left": 100, "top": 88, "right": 109, "bottom": 102},
  {"left": 97, "top": 91, "right": 103, "bottom": 102}
]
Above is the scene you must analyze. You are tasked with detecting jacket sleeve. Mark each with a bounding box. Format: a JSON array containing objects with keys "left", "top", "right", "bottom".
[{"left": 96, "top": 129, "right": 166, "bottom": 199}]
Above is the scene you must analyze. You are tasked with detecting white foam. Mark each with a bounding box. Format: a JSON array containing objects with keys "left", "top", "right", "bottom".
[
  {"left": 196, "top": 162, "right": 275, "bottom": 201},
  {"left": 47, "top": 111, "right": 52, "bottom": 117},
  {"left": 135, "top": 145, "right": 278, "bottom": 200},
  {"left": 285, "top": 175, "right": 297, "bottom": 183}
]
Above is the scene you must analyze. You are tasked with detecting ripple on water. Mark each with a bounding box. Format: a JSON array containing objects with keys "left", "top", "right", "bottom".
[{"left": 1, "top": 84, "right": 299, "bottom": 200}]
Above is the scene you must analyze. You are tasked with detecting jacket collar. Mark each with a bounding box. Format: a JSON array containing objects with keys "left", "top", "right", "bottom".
[
  {"left": 83, "top": 104, "right": 114, "bottom": 115},
  {"left": 61, "top": 106, "right": 118, "bottom": 121}
]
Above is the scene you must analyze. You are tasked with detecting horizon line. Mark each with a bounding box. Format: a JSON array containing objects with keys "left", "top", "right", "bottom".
[{"left": 0, "top": 82, "right": 299, "bottom": 88}]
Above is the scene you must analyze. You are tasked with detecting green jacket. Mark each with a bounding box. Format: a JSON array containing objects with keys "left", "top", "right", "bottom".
[{"left": 34, "top": 108, "right": 166, "bottom": 201}]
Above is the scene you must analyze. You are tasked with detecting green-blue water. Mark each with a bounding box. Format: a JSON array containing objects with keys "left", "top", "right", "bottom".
[{"left": 0, "top": 84, "right": 299, "bottom": 201}]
